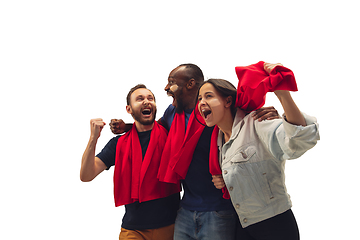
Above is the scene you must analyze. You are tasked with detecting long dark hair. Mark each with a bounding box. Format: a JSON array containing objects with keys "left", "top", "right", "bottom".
[{"left": 194, "top": 78, "right": 238, "bottom": 125}]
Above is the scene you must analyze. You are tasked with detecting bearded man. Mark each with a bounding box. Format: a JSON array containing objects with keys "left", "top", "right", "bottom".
[
  {"left": 80, "top": 84, "right": 180, "bottom": 240},
  {"left": 110, "top": 65, "right": 279, "bottom": 240}
]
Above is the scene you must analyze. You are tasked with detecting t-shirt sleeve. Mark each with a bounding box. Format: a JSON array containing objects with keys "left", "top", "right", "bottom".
[
  {"left": 161, "top": 104, "right": 175, "bottom": 131},
  {"left": 96, "top": 136, "right": 120, "bottom": 170}
]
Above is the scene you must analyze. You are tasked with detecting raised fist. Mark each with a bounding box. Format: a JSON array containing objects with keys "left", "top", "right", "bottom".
[{"left": 90, "top": 118, "right": 106, "bottom": 139}]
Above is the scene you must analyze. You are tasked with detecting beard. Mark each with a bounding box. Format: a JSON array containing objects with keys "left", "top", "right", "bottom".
[{"left": 130, "top": 106, "right": 157, "bottom": 125}]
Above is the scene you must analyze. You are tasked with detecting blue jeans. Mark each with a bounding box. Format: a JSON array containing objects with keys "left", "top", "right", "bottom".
[{"left": 174, "top": 208, "right": 237, "bottom": 240}]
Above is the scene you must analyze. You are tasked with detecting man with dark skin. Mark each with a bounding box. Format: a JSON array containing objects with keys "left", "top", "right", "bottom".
[
  {"left": 110, "top": 64, "right": 279, "bottom": 239},
  {"left": 110, "top": 65, "right": 277, "bottom": 133}
]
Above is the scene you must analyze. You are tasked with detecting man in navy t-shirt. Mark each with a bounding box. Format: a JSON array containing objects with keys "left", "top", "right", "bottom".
[
  {"left": 110, "top": 64, "right": 279, "bottom": 240},
  {"left": 80, "top": 84, "right": 180, "bottom": 240},
  {"left": 159, "top": 64, "right": 237, "bottom": 240}
]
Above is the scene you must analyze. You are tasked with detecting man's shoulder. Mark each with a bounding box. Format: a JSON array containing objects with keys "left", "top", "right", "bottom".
[
  {"left": 164, "top": 104, "right": 176, "bottom": 116},
  {"left": 106, "top": 134, "right": 122, "bottom": 147},
  {"left": 156, "top": 121, "right": 169, "bottom": 135},
  {"left": 161, "top": 104, "right": 176, "bottom": 131}
]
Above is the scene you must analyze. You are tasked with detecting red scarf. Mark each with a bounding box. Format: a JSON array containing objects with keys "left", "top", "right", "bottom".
[
  {"left": 234, "top": 61, "right": 298, "bottom": 110},
  {"left": 209, "top": 124, "right": 230, "bottom": 199},
  {"left": 209, "top": 61, "right": 298, "bottom": 199},
  {"left": 158, "top": 106, "right": 205, "bottom": 184},
  {"left": 113, "top": 121, "right": 180, "bottom": 207}
]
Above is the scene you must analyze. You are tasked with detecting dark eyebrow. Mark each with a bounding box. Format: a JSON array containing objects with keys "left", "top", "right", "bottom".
[
  {"left": 136, "top": 94, "right": 154, "bottom": 98},
  {"left": 198, "top": 91, "right": 213, "bottom": 97},
  {"left": 199, "top": 91, "right": 212, "bottom": 98}
]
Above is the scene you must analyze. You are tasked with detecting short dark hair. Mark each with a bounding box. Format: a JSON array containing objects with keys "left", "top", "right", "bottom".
[
  {"left": 178, "top": 63, "right": 204, "bottom": 85},
  {"left": 126, "top": 84, "right": 155, "bottom": 105}
]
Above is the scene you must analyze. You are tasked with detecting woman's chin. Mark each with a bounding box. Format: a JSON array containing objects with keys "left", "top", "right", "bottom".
[{"left": 204, "top": 119, "right": 216, "bottom": 127}]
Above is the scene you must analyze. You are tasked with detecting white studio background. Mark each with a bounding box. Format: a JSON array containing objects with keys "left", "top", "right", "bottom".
[{"left": 1, "top": 1, "right": 358, "bottom": 239}]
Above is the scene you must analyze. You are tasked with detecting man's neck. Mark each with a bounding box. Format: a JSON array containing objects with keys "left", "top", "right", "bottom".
[
  {"left": 134, "top": 122, "right": 154, "bottom": 132},
  {"left": 183, "top": 89, "right": 197, "bottom": 111}
]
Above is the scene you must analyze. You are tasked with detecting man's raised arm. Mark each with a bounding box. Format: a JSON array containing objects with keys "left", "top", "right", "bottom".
[{"left": 80, "top": 118, "right": 108, "bottom": 182}]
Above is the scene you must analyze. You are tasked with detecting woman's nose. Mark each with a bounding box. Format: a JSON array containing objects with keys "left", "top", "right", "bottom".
[{"left": 199, "top": 98, "right": 206, "bottom": 105}]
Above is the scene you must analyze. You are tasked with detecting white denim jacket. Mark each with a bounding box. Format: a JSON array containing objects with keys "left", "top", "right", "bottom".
[{"left": 218, "top": 109, "right": 320, "bottom": 227}]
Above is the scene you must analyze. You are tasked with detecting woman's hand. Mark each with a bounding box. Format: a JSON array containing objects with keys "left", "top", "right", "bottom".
[
  {"left": 263, "top": 62, "right": 283, "bottom": 74},
  {"left": 212, "top": 175, "right": 226, "bottom": 189}
]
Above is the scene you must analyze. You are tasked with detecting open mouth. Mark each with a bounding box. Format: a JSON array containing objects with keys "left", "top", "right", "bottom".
[
  {"left": 167, "top": 90, "right": 174, "bottom": 97},
  {"left": 167, "top": 90, "right": 177, "bottom": 106},
  {"left": 142, "top": 107, "right": 152, "bottom": 117},
  {"left": 201, "top": 108, "right": 212, "bottom": 120}
]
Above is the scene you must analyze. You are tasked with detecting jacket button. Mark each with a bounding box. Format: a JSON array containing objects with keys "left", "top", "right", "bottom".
[
  {"left": 235, "top": 204, "right": 240, "bottom": 208},
  {"left": 229, "top": 186, "right": 233, "bottom": 191},
  {"left": 243, "top": 218, "right": 248, "bottom": 223},
  {"left": 224, "top": 170, "right": 228, "bottom": 174}
]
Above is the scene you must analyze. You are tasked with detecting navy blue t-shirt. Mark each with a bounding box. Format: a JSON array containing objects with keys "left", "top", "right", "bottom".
[
  {"left": 96, "top": 130, "right": 180, "bottom": 230},
  {"left": 161, "top": 104, "right": 233, "bottom": 211}
]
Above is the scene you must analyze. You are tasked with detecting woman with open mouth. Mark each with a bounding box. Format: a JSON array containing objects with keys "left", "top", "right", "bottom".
[{"left": 197, "top": 62, "right": 320, "bottom": 240}]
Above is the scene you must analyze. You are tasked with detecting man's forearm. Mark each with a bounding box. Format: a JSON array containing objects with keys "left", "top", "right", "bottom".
[{"left": 80, "top": 137, "right": 98, "bottom": 182}]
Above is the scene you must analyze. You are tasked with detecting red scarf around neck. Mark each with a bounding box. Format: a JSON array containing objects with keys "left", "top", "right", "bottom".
[
  {"left": 158, "top": 106, "right": 205, "bottom": 184},
  {"left": 209, "top": 61, "right": 298, "bottom": 199},
  {"left": 113, "top": 121, "right": 180, "bottom": 207}
]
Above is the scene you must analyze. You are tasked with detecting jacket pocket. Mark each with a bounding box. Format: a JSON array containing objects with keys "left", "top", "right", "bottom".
[
  {"left": 226, "top": 161, "right": 274, "bottom": 214},
  {"left": 261, "top": 171, "right": 274, "bottom": 200},
  {"left": 230, "top": 145, "right": 257, "bottom": 163}
]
